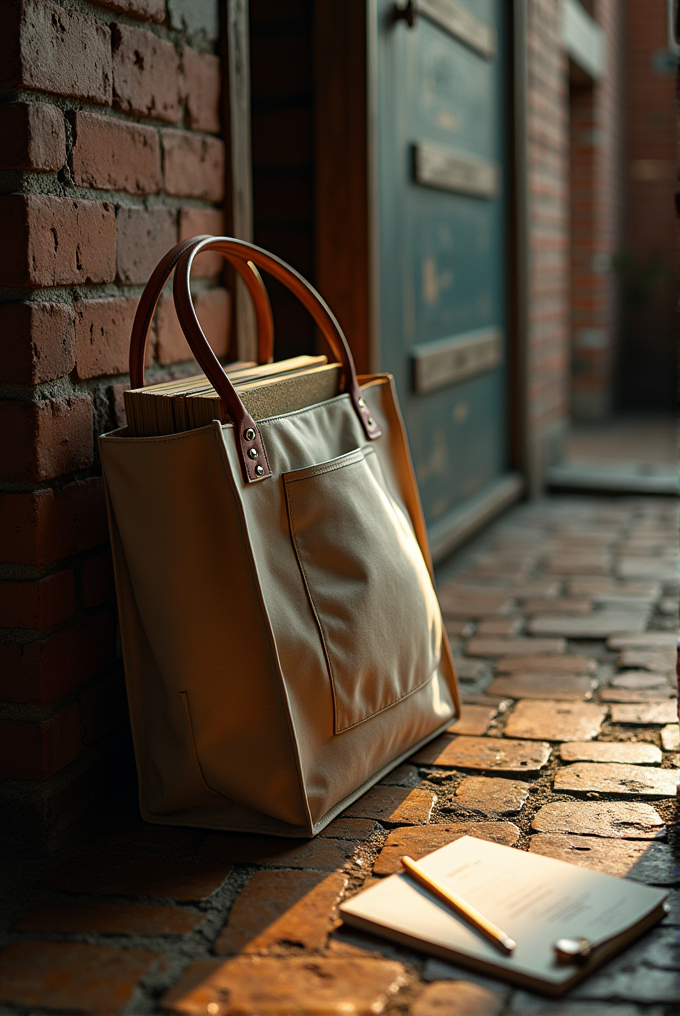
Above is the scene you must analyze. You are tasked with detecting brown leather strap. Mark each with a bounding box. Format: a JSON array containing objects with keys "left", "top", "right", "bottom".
[
  {"left": 129, "top": 235, "right": 274, "bottom": 389},
  {"left": 172, "top": 237, "right": 381, "bottom": 483}
]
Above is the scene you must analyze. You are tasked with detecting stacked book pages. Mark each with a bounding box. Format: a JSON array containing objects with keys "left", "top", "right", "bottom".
[{"left": 124, "top": 355, "right": 341, "bottom": 437}]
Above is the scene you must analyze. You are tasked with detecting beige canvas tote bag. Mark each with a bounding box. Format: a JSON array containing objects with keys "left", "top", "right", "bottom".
[{"left": 100, "top": 236, "right": 460, "bottom": 837}]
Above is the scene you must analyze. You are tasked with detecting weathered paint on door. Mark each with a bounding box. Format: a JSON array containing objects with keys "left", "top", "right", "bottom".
[{"left": 374, "top": 0, "right": 507, "bottom": 536}]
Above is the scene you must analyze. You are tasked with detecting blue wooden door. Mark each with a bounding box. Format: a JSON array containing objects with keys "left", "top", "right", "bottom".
[{"left": 373, "top": 0, "right": 512, "bottom": 556}]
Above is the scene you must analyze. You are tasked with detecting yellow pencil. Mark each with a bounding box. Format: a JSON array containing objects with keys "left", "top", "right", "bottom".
[{"left": 400, "top": 855, "right": 516, "bottom": 955}]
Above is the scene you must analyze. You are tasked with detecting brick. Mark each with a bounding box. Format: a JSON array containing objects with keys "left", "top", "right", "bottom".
[
  {"left": 0, "top": 704, "right": 80, "bottom": 779},
  {"left": 531, "top": 801, "right": 665, "bottom": 839},
  {"left": 116, "top": 206, "right": 177, "bottom": 285},
  {"left": 82, "top": 550, "right": 115, "bottom": 609},
  {"left": 16, "top": 900, "right": 202, "bottom": 935},
  {"left": 182, "top": 47, "right": 221, "bottom": 133},
  {"left": 511, "top": 582, "right": 562, "bottom": 598},
  {"left": 495, "top": 654, "right": 595, "bottom": 674},
  {"left": 487, "top": 674, "right": 595, "bottom": 701},
  {"left": 0, "top": 0, "right": 112, "bottom": 104},
  {"left": 437, "top": 590, "right": 513, "bottom": 618},
  {"left": 373, "top": 823, "right": 520, "bottom": 876},
  {"left": 447, "top": 705, "right": 497, "bottom": 736},
  {"left": 661, "top": 724, "right": 679, "bottom": 750},
  {"left": 412, "top": 735, "right": 552, "bottom": 774},
  {"left": 454, "top": 777, "right": 530, "bottom": 816},
  {"left": 0, "top": 301, "right": 76, "bottom": 385},
  {"left": 529, "top": 834, "right": 676, "bottom": 884},
  {"left": 178, "top": 207, "right": 226, "bottom": 276},
  {"left": 411, "top": 980, "right": 505, "bottom": 1016},
  {"left": 619, "top": 649, "right": 675, "bottom": 672},
  {"left": 475, "top": 617, "right": 523, "bottom": 637},
  {"left": 0, "top": 101, "right": 65, "bottom": 171},
  {"left": 215, "top": 870, "right": 346, "bottom": 954},
  {"left": 452, "top": 658, "right": 486, "bottom": 681},
  {"left": 523, "top": 597, "right": 592, "bottom": 614},
  {"left": 445, "top": 619, "right": 475, "bottom": 638},
  {"left": 0, "top": 194, "right": 116, "bottom": 287},
  {"left": 601, "top": 687, "right": 675, "bottom": 703},
  {"left": 466, "top": 638, "right": 566, "bottom": 657},
  {"left": 111, "top": 23, "right": 181, "bottom": 123},
  {"left": 559, "top": 741, "right": 662, "bottom": 764},
  {"left": 0, "top": 611, "right": 115, "bottom": 703},
  {"left": 608, "top": 632, "right": 677, "bottom": 650},
  {"left": 319, "top": 817, "right": 379, "bottom": 840},
  {"left": 97, "top": 0, "right": 165, "bottom": 21},
  {"left": 0, "top": 397, "right": 93, "bottom": 482},
  {"left": 81, "top": 671, "right": 128, "bottom": 743},
  {"left": 619, "top": 557, "right": 677, "bottom": 581},
  {"left": 503, "top": 700, "right": 606, "bottom": 741},
  {"left": 163, "top": 129, "right": 225, "bottom": 200},
  {"left": 528, "top": 611, "right": 649, "bottom": 637},
  {"left": 570, "top": 578, "right": 661, "bottom": 597},
  {"left": 544, "top": 555, "right": 612, "bottom": 575},
  {"left": 74, "top": 296, "right": 138, "bottom": 379},
  {"left": 162, "top": 956, "right": 407, "bottom": 1016},
  {"left": 72, "top": 111, "right": 161, "bottom": 194},
  {"left": 345, "top": 786, "right": 435, "bottom": 825},
  {"left": 554, "top": 762, "right": 677, "bottom": 798},
  {"left": 610, "top": 701, "right": 677, "bottom": 725},
  {"left": 379, "top": 763, "right": 421, "bottom": 787},
  {"left": 611, "top": 670, "right": 671, "bottom": 690},
  {"left": 0, "top": 571, "right": 75, "bottom": 630},
  {"left": 157, "top": 288, "right": 232, "bottom": 364},
  {"left": 41, "top": 857, "right": 231, "bottom": 901},
  {"left": 197, "top": 834, "right": 354, "bottom": 871}
]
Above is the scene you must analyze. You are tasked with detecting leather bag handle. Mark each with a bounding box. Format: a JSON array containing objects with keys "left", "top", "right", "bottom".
[
  {"left": 129, "top": 235, "right": 274, "bottom": 390},
  {"left": 172, "top": 236, "right": 381, "bottom": 484}
]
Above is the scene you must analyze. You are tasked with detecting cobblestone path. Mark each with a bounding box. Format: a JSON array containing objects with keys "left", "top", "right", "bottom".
[{"left": 0, "top": 496, "right": 678, "bottom": 1015}]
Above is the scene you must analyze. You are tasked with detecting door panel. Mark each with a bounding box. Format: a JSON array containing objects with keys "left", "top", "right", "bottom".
[{"left": 374, "top": 0, "right": 508, "bottom": 537}]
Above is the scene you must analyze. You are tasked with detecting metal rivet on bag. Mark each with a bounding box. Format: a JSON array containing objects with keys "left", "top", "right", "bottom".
[
  {"left": 367, "top": 417, "right": 375, "bottom": 426},
  {"left": 358, "top": 397, "right": 366, "bottom": 408},
  {"left": 244, "top": 428, "right": 256, "bottom": 441},
  {"left": 248, "top": 447, "right": 258, "bottom": 459},
  {"left": 255, "top": 464, "right": 265, "bottom": 476}
]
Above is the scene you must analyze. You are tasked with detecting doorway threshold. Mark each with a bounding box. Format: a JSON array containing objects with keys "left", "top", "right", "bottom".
[
  {"left": 429, "top": 472, "right": 524, "bottom": 565},
  {"left": 546, "top": 462, "right": 676, "bottom": 496}
]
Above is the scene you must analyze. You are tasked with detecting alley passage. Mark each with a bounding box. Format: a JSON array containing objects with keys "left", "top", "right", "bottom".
[{"left": 0, "top": 496, "right": 677, "bottom": 1015}]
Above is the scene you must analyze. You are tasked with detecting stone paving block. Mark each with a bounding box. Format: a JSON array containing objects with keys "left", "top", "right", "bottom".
[
  {"left": 196, "top": 835, "right": 354, "bottom": 871},
  {"left": 319, "top": 817, "right": 379, "bottom": 840},
  {"left": 162, "top": 956, "right": 407, "bottom": 1015},
  {"left": 445, "top": 619, "right": 475, "bottom": 638},
  {"left": 475, "top": 617, "right": 523, "bottom": 637},
  {"left": 611, "top": 671, "right": 672, "bottom": 689},
  {"left": 528, "top": 612, "right": 649, "bottom": 638},
  {"left": 608, "top": 632, "right": 677, "bottom": 650},
  {"left": 570, "top": 578, "right": 661, "bottom": 598},
  {"left": 554, "top": 762, "right": 677, "bottom": 798},
  {"left": 40, "top": 857, "right": 231, "bottom": 901},
  {"left": 214, "top": 870, "right": 346, "bottom": 955},
  {"left": 559, "top": 741, "right": 662, "bottom": 764},
  {"left": 531, "top": 801, "right": 665, "bottom": 840},
  {"left": 659, "top": 596, "right": 677, "bottom": 615},
  {"left": 460, "top": 695, "right": 512, "bottom": 710},
  {"left": 660, "top": 724, "right": 680, "bottom": 751},
  {"left": 509, "top": 994, "right": 661, "bottom": 1015},
  {"left": 544, "top": 556, "right": 611, "bottom": 575},
  {"left": 346, "top": 786, "right": 436, "bottom": 825},
  {"left": 437, "top": 590, "right": 513, "bottom": 618},
  {"left": 0, "top": 941, "right": 158, "bottom": 1013},
  {"left": 523, "top": 598, "right": 592, "bottom": 615},
  {"left": 611, "top": 701, "right": 678, "bottom": 725},
  {"left": 15, "top": 900, "right": 203, "bottom": 935},
  {"left": 412, "top": 735, "right": 551, "bottom": 774},
  {"left": 601, "top": 688, "right": 675, "bottom": 703},
  {"left": 452, "top": 658, "right": 487, "bottom": 681},
  {"left": 619, "top": 558, "right": 677, "bottom": 581},
  {"left": 570, "top": 958, "right": 679, "bottom": 1005},
  {"left": 618, "top": 648, "right": 675, "bottom": 672},
  {"left": 487, "top": 674, "right": 595, "bottom": 701},
  {"left": 447, "top": 705, "right": 497, "bottom": 736},
  {"left": 453, "top": 777, "right": 530, "bottom": 815},
  {"left": 508, "top": 581, "right": 562, "bottom": 598},
  {"left": 410, "top": 979, "right": 505, "bottom": 1016},
  {"left": 466, "top": 637, "right": 566, "bottom": 657},
  {"left": 379, "top": 764, "right": 421, "bottom": 787},
  {"left": 529, "top": 834, "right": 677, "bottom": 884},
  {"left": 495, "top": 654, "right": 596, "bottom": 674},
  {"left": 503, "top": 701, "right": 606, "bottom": 742},
  {"left": 373, "top": 822, "right": 520, "bottom": 875}
]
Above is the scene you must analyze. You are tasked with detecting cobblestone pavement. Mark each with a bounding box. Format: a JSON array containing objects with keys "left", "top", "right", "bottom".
[{"left": 0, "top": 495, "right": 678, "bottom": 1015}]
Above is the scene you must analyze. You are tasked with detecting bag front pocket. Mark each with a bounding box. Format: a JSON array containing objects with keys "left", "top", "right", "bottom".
[{"left": 284, "top": 447, "right": 442, "bottom": 733}]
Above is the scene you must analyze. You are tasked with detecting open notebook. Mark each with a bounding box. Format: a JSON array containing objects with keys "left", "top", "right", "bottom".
[{"left": 339, "top": 835, "right": 668, "bottom": 996}]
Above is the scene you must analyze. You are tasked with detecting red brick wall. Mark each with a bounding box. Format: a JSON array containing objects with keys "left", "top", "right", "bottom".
[
  {"left": 525, "top": 0, "right": 570, "bottom": 484},
  {"left": 618, "top": 0, "right": 676, "bottom": 409},
  {"left": 0, "top": 0, "right": 227, "bottom": 852},
  {"left": 569, "top": 0, "right": 625, "bottom": 421}
]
